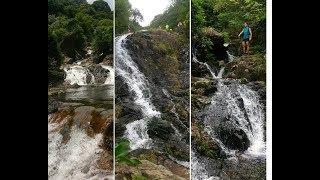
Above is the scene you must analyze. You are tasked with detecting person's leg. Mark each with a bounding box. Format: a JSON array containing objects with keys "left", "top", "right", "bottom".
[
  {"left": 246, "top": 41, "right": 250, "bottom": 54},
  {"left": 242, "top": 41, "right": 246, "bottom": 54}
]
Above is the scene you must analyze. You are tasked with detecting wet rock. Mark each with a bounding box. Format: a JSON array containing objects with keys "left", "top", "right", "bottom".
[
  {"left": 48, "top": 98, "right": 61, "bottom": 114},
  {"left": 115, "top": 76, "right": 130, "bottom": 101},
  {"left": 88, "top": 65, "right": 109, "bottom": 84},
  {"left": 225, "top": 54, "right": 266, "bottom": 82},
  {"left": 191, "top": 61, "right": 215, "bottom": 78},
  {"left": 147, "top": 117, "right": 175, "bottom": 141},
  {"left": 192, "top": 77, "right": 217, "bottom": 96},
  {"left": 222, "top": 157, "right": 266, "bottom": 180},
  {"left": 219, "top": 128, "right": 250, "bottom": 151},
  {"left": 116, "top": 160, "right": 186, "bottom": 180},
  {"left": 129, "top": 149, "right": 189, "bottom": 179}
]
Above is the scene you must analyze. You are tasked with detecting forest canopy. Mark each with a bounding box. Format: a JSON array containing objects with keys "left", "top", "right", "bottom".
[
  {"left": 115, "top": 0, "right": 143, "bottom": 35},
  {"left": 48, "top": 0, "right": 113, "bottom": 84},
  {"left": 192, "top": 0, "right": 266, "bottom": 53},
  {"left": 149, "top": 0, "right": 189, "bottom": 36}
]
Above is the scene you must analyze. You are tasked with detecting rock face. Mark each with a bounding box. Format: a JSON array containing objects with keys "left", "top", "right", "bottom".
[
  {"left": 116, "top": 160, "right": 186, "bottom": 180},
  {"left": 192, "top": 39, "right": 266, "bottom": 179},
  {"left": 88, "top": 65, "right": 110, "bottom": 84},
  {"left": 115, "top": 30, "right": 190, "bottom": 178},
  {"left": 191, "top": 59, "right": 219, "bottom": 78},
  {"left": 147, "top": 117, "right": 175, "bottom": 141},
  {"left": 194, "top": 27, "right": 228, "bottom": 69},
  {"left": 48, "top": 98, "right": 61, "bottom": 114},
  {"left": 225, "top": 54, "right": 266, "bottom": 82},
  {"left": 115, "top": 30, "right": 189, "bottom": 159},
  {"left": 219, "top": 128, "right": 250, "bottom": 151}
]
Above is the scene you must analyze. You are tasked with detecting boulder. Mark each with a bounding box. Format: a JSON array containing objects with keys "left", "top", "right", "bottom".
[
  {"left": 225, "top": 54, "right": 266, "bottom": 82},
  {"left": 116, "top": 160, "right": 186, "bottom": 180},
  {"left": 147, "top": 117, "right": 175, "bottom": 141},
  {"left": 129, "top": 149, "right": 189, "bottom": 179},
  {"left": 219, "top": 128, "right": 250, "bottom": 151},
  {"left": 88, "top": 65, "right": 110, "bottom": 84},
  {"left": 48, "top": 98, "right": 61, "bottom": 114}
]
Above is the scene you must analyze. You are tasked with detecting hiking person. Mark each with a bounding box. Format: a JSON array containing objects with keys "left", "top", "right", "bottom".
[
  {"left": 177, "top": 22, "right": 183, "bottom": 33},
  {"left": 128, "top": 25, "right": 131, "bottom": 33},
  {"left": 165, "top": 24, "right": 169, "bottom": 31},
  {"left": 238, "top": 22, "right": 252, "bottom": 55}
]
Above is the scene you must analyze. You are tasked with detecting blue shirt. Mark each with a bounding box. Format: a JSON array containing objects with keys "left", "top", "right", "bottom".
[{"left": 243, "top": 27, "right": 250, "bottom": 39}]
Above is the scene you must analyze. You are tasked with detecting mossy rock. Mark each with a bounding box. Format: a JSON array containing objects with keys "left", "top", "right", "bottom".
[{"left": 225, "top": 54, "right": 266, "bottom": 82}]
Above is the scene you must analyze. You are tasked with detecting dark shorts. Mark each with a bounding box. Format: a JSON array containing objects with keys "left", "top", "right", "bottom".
[{"left": 243, "top": 38, "right": 249, "bottom": 42}]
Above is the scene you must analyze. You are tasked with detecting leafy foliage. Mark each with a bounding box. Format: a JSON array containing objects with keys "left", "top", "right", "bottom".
[
  {"left": 115, "top": 139, "right": 142, "bottom": 166},
  {"left": 115, "top": 0, "right": 143, "bottom": 35},
  {"left": 192, "top": 0, "right": 266, "bottom": 53},
  {"left": 150, "top": 0, "right": 189, "bottom": 36},
  {"left": 133, "top": 175, "right": 148, "bottom": 180},
  {"left": 48, "top": 0, "right": 113, "bottom": 84}
]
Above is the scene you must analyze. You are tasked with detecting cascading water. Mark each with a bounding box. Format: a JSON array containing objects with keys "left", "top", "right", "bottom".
[
  {"left": 191, "top": 150, "right": 221, "bottom": 180},
  {"left": 203, "top": 80, "right": 265, "bottom": 157},
  {"left": 64, "top": 66, "right": 95, "bottom": 85},
  {"left": 101, "top": 65, "right": 115, "bottom": 85},
  {"left": 238, "top": 85, "right": 265, "bottom": 157},
  {"left": 192, "top": 57, "right": 217, "bottom": 78},
  {"left": 48, "top": 116, "right": 112, "bottom": 180},
  {"left": 227, "top": 51, "right": 235, "bottom": 62},
  {"left": 116, "top": 34, "right": 160, "bottom": 150},
  {"left": 192, "top": 53, "right": 265, "bottom": 179},
  {"left": 64, "top": 65, "right": 114, "bottom": 86}
]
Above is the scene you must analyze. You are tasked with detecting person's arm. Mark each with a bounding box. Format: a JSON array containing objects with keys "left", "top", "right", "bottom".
[
  {"left": 238, "top": 29, "right": 243, "bottom": 37},
  {"left": 249, "top": 28, "right": 252, "bottom": 41}
]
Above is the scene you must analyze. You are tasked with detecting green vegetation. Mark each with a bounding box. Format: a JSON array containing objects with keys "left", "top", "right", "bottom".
[
  {"left": 127, "top": 30, "right": 188, "bottom": 92},
  {"left": 192, "top": 0, "right": 266, "bottom": 54},
  {"left": 115, "top": 139, "right": 142, "bottom": 166},
  {"left": 225, "top": 54, "right": 266, "bottom": 82},
  {"left": 133, "top": 175, "right": 148, "bottom": 180},
  {"left": 115, "top": 0, "right": 143, "bottom": 35},
  {"left": 48, "top": 31, "right": 64, "bottom": 84},
  {"left": 149, "top": 0, "right": 189, "bottom": 36},
  {"left": 198, "top": 142, "right": 217, "bottom": 158},
  {"left": 48, "top": 0, "right": 113, "bottom": 85}
]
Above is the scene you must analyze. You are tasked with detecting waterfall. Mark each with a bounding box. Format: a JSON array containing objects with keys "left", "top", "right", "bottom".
[
  {"left": 191, "top": 150, "right": 220, "bottom": 180},
  {"left": 237, "top": 85, "right": 266, "bottom": 157},
  {"left": 217, "top": 67, "right": 224, "bottom": 78},
  {"left": 194, "top": 54, "right": 265, "bottom": 157},
  {"left": 64, "top": 65, "right": 114, "bottom": 86},
  {"left": 192, "top": 57, "right": 217, "bottom": 78},
  {"left": 192, "top": 53, "right": 265, "bottom": 178},
  {"left": 123, "top": 119, "right": 152, "bottom": 150},
  {"left": 227, "top": 51, "right": 235, "bottom": 62},
  {"left": 101, "top": 65, "right": 114, "bottom": 85},
  {"left": 115, "top": 34, "right": 160, "bottom": 150},
  {"left": 48, "top": 116, "right": 112, "bottom": 180},
  {"left": 64, "top": 66, "right": 95, "bottom": 85},
  {"left": 204, "top": 81, "right": 266, "bottom": 157}
]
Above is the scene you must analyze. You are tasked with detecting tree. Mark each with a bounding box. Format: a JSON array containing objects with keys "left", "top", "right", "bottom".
[
  {"left": 192, "top": 0, "right": 266, "bottom": 53},
  {"left": 131, "top": 8, "right": 143, "bottom": 23},
  {"left": 115, "top": 0, "right": 132, "bottom": 34},
  {"left": 92, "top": 0, "right": 111, "bottom": 13},
  {"left": 48, "top": 0, "right": 113, "bottom": 84},
  {"left": 93, "top": 24, "right": 113, "bottom": 55},
  {"left": 150, "top": 0, "right": 189, "bottom": 36}
]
